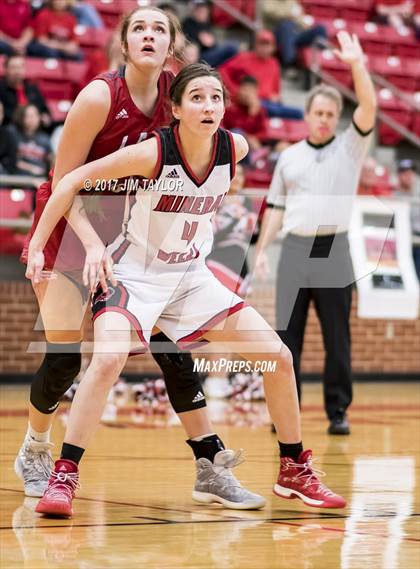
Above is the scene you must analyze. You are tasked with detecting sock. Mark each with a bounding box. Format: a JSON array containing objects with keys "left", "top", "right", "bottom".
[
  {"left": 278, "top": 441, "right": 303, "bottom": 463},
  {"left": 27, "top": 423, "right": 51, "bottom": 443},
  {"left": 186, "top": 433, "right": 225, "bottom": 462},
  {"left": 60, "top": 442, "right": 85, "bottom": 465}
]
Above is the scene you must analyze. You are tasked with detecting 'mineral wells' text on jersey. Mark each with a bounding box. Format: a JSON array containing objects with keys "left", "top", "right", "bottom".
[{"left": 114, "top": 125, "right": 236, "bottom": 273}]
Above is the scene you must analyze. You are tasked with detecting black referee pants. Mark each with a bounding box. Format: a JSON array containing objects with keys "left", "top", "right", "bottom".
[{"left": 276, "top": 233, "right": 354, "bottom": 420}]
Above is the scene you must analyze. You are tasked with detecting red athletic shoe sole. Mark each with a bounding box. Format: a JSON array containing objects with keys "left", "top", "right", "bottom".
[
  {"left": 273, "top": 484, "right": 346, "bottom": 509},
  {"left": 35, "top": 499, "right": 73, "bottom": 518}
]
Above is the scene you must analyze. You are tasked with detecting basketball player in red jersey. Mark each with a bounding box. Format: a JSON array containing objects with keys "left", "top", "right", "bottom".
[
  {"left": 27, "top": 63, "right": 346, "bottom": 518},
  {"left": 16, "top": 7, "right": 264, "bottom": 511}
]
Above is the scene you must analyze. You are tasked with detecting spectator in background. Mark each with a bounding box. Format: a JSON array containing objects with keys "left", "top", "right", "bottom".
[
  {"left": 0, "top": 55, "right": 51, "bottom": 128},
  {"left": 27, "top": 0, "right": 83, "bottom": 61},
  {"left": 393, "top": 158, "right": 420, "bottom": 278},
  {"left": 223, "top": 76, "right": 269, "bottom": 152},
  {"left": 8, "top": 104, "right": 52, "bottom": 178},
  {"left": 0, "top": 0, "right": 33, "bottom": 56},
  {"left": 69, "top": 0, "right": 104, "bottom": 29},
  {"left": 182, "top": 0, "right": 238, "bottom": 67},
  {"left": 184, "top": 41, "right": 200, "bottom": 64},
  {"left": 0, "top": 101, "right": 17, "bottom": 174},
  {"left": 220, "top": 30, "right": 303, "bottom": 119},
  {"left": 263, "top": 0, "right": 327, "bottom": 72},
  {"left": 374, "top": 0, "right": 419, "bottom": 31}
]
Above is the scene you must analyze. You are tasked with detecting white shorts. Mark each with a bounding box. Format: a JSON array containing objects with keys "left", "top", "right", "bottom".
[{"left": 92, "top": 264, "right": 245, "bottom": 353}]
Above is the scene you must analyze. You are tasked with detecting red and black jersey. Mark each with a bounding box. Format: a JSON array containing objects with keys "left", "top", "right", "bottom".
[
  {"left": 86, "top": 67, "right": 173, "bottom": 163},
  {"left": 22, "top": 67, "right": 174, "bottom": 270}
]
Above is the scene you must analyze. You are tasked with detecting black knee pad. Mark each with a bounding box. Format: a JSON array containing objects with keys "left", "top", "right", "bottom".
[
  {"left": 30, "top": 343, "right": 82, "bottom": 414},
  {"left": 150, "top": 333, "right": 206, "bottom": 413}
]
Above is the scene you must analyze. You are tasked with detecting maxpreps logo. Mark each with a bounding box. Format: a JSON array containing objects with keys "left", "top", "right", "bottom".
[{"left": 94, "top": 286, "right": 116, "bottom": 305}]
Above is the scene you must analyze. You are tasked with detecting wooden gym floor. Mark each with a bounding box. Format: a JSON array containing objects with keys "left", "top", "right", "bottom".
[{"left": 0, "top": 382, "right": 419, "bottom": 569}]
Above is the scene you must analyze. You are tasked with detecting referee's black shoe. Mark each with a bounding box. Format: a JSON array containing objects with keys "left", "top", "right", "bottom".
[{"left": 328, "top": 412, "right": 350, "bottom": 435}]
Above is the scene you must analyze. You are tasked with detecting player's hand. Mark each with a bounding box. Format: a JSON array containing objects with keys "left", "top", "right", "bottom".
[
  {"left": 254, "top": 251, "right": 270, "bottom": 281},
  {"left": 26, "top": 246, "right": 46, "bottom": 284},
  {"left": 83, "top": 243, "right": 116, "bottom": 293},
  {"left": 334, "top": 31, "right": 364, "bottom": 66}
]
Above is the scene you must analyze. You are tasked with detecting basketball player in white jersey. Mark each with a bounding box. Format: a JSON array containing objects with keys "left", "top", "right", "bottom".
[{"left": 27, "top": 63, "right": 346, "bottom": 518}]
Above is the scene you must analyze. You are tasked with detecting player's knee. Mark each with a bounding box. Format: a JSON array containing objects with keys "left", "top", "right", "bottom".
[
  {"left": 30, "top": 348, "right": 82, "bottom": 414},
  {"left": 152, "top": 350, "right": 207, "bottom": 413},
  {"left": 90, "top": 353, "right": 127, "bottom": 379},
  {"left": 276, "top": 343, "right": 294, "bottom": 373}
]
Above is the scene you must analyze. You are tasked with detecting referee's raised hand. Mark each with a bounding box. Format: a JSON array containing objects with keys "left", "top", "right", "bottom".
[{"left": 334, "top": 31, "right": 364, "bottom": 66}]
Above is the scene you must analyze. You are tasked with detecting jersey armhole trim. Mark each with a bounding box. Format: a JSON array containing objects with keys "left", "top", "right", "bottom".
[
  {"left": 150, "top": 131, "right": 164, "bottom": 180},
  {"left": 227, "top": 130, "right": 236, "bottom": 180},
  {"left": 352, "top": 118, "right": 374, "bottom": 137},
  {"left": 90, "top": 76, "right": 114, "bottom": 135},
  {"left": 266, "top": 202, "right": 285, "bottom": 210}
]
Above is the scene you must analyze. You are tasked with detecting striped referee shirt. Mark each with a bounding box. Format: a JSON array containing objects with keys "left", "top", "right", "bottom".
[{"left": 266, "top": 121, "right": 373, "bottom": 236}]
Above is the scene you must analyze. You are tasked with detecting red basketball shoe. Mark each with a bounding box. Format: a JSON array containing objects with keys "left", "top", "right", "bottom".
[
  {"left": 273, "top": 449, "right": 346, "bottom": 509},
  {"left": 35, "top": 459, "right": 79, "bottom": 518}
]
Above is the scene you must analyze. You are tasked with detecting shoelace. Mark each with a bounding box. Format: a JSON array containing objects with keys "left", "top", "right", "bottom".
[
  {"left": 210, "top": 450, "right": 246, "bottom": 489},
  {"left": 284, "top": 457, "right": 335, "bottom": 497},
  {"left": 24, "top": 442, "right": 54, "bottom": 481},
  {"left": 46, "top": 471, "right": 80, "bottom": 501}
]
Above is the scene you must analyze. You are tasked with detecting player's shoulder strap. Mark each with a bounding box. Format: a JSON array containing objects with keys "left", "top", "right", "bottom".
[{"left": 217, "top": 127, "right": 236, "bottom": 179}]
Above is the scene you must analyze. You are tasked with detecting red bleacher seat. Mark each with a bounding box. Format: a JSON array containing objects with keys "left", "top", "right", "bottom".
[
  {"left": 0, "top": 189, "right": 33, "bottom": 255},
  {"left": 89, "top": 0, "right": 122, "bottom": 29},
  {"left": 75, "top": 26, "right": 112, "bottom": 52},
  {"left": 318, "top": 49, "right": 353, "bottom": 87},
  {"left": 377, "top": 88, "right": 414, "bottom": 145},
  {"left": 212, "top": 0, "right": 257, "bottom": 27},
  {"left": 285, "top": 120, "right": 309, "bottom": 143},
  {"left": 263, "top": 119, "right": 309, "bottom": 144},
  {"left": 47, "top": 99, "right": 72, "bottom": 123},
  {"left": 315, "top": 18, "right": 350, "bottom": 38},
  {"left": 358, "top": 170, "right": 393, "bottom": 195},
  {"left": 24, "top": 57, "right": 66, "bottom": 82},
  {"left": 244, "top": 169, "right": 272, "bottom": 189},
  {"left": 36, "top": 78, "right": 73, "bottom": 100},
  {"left": 370, "top": 55, "right": 420, "bottom": 92},
  {"left": 23, "top": 57, "right": 73, "bottom": 100},
  {"left": 64, "top": 60, "right": 89, "bottom": 92},
  {"left": 263, "top": 118, "right": 288, "bottom": 143},
  {"left": 302, "top": 0, "right": 373, "bottom": 20}
]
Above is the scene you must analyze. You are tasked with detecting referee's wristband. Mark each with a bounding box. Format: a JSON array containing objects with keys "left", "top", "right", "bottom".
[{"left": 266, "top": 203, "right": 285, "bottom": 210}]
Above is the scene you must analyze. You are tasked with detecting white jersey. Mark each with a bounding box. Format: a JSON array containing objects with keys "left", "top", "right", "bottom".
[{"left": 110, "top": 125, "right": 236, "bottom": 275}]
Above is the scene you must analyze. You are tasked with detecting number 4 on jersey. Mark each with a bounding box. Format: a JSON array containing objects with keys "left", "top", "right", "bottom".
[{"left": 181, "top": 221, "right": 198, "bottom": 245}]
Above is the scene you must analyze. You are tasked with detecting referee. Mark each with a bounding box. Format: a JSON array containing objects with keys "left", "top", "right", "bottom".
[{"left": 255, "top": 32, "right": 376, "bottom": 435}]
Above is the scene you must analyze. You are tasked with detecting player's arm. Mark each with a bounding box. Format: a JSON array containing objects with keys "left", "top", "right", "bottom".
[
  {"left": 232, "top": 132, "right": 249, "bottom": 163},
  {"left": 334, "top": 31, "right": 377, "bottom": 133},
  {"left": 50, "top": 80, "right": 113, "bottom": 254},
  {"left": 27, "top": 138, "right": 158, "bottom": 285}
]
